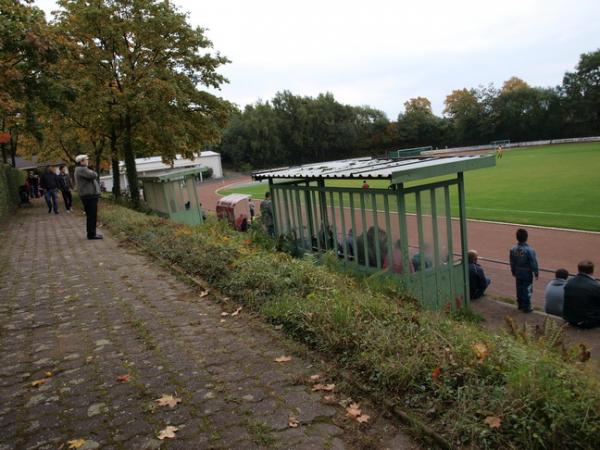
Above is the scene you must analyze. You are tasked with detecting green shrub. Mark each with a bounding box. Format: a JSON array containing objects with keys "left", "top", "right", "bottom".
[
  {"left": 0, "top": 164, "right": 26, "bottom": 222},
  {"left": 100, "top": 202, "right": 600, "bottom": 449}
]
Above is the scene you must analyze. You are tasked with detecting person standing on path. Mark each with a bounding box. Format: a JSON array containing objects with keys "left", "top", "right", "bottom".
[
  {"left": 58, "top": 165, "right": 73, "bottom": 213},
  {"left": 40, "top": 166, "right": 60, "bottom": 214},
  {"left": 74, "top": 154, "right": 102, "bottom": 240},
  {"left": 509, "top": 228, "right": 539, "bottom": 312},
  {"left": 260, "top": 191, "right": 274, "bottom": 237}
]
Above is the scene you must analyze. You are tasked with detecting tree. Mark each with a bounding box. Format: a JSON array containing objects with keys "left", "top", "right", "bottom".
[
  {"left": 444, "top": 88, "right": 484, "bottom": 145},
  {"left": 55, "top": 0, "right": 232, "bottom": 206},
  {"left": 396, "top": 97, "right": 446, "bottom": 148},
  {"left": 501, "top": 76, "right": 530, "bottom": 93},
  {"left": 0, "top": 0, "right": 58, "bottom": 166},
  {"left": 562, "top": 49, "right": 600, "bottom": 135}
]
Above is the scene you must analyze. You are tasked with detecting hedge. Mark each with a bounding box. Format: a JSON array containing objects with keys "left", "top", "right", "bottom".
[{"left": 0, "top": 163, "right": 25, "bottom": 222}]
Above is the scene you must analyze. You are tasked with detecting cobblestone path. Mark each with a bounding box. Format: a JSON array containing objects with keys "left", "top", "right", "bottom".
[{"left": 0, "top": 203, "right": 416, "bottom": 450}]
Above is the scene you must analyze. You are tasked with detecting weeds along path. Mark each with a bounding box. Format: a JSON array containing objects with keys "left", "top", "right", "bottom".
[{"left": 0, "top": 199, "right": 418, "bottom": 449}]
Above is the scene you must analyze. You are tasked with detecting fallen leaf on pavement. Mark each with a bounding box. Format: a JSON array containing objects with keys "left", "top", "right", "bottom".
[
  {"left": 221, "top": 312, "right": 230, "bottom": 316},
  {"left": 484, "top": 416, "right": 502, "bottom": 429},
  {"left": 274, "top": 356, "right": 292, "bottom": 363},
  {"left": 274, "top": 324, "right": 283, "bottom": 330},
  {"left": 346, "top": 403, "right": 362, "bottom": 418},
  {"left": 231, "top": 306, "right": 243, "bottom": 316},
  {"left": 288, "top": 415, "right": 299, "bottom": 428},
  {"left": 158, "top": 425, "right": 179, "bottom": 440},
  {"left": 356, "top": 414, "right": 371, "bottom": 424},
  {"left": 45, "top": 371, "right": 53, "bottom": 378},
  {"left": 199, "top": 290, "right": 209, "bottom": 298},
  {"left": 432, "top": 367, "right": 442, "bottom": 381},
  {"left": 116, "top": 374, "right": 130, "bottom": 383},
  {"left": 155, "top": 394, "right": 182, "bottom": 408},
  {"left": 323, "top": 395, "right": 336, "bottom": 403},
  {"left": 309, "top": 374, "right": 321, "bottom": 382},
  {"left": 312, "top": 383, "right": 335, "bottom": 392},
  {"left": 31, "top": 379, "right": 47, "bottom": 388},
  {"left": 67, "top": 439, "right": 86, "bottom": 449}
]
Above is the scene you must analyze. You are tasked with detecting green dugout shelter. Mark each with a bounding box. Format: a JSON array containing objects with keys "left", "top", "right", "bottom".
[
  {"left": 139, "top": 167, "right": 208, "bottom": 226},
  {"left": 253, "top": 155, "right": 496, "bottom": 310}
]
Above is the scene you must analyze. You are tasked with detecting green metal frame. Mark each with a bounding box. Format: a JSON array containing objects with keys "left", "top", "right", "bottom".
[{"left": 261, "top": 155, "right": 493, "bottom": 310}]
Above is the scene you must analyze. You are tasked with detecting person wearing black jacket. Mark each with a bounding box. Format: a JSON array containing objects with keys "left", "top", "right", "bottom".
[
  {"left": 40, "top": 166, "right": 60, "bottom": 214},
  {"left": 563, "top": 261, "right": 600, "bottom": 328},
  {"left": 58, "top": 165, "right": 73, "bottom": 212}
]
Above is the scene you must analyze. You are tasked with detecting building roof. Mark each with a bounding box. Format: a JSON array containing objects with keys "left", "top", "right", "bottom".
[
  {"left": 14, "top": 156, "right": 66, "bottom": 170},
  {"left": 138, "top": 166, "right": 209, "bottom": 182},
  {"left": 217, "top": 193, "right": 251, "bottom": 207},
  {"left": 252, "top": 155, "right": 495, "bottom": 184},
  {"left": 120, "top": 151, "right": 221, "bottom": 172}
]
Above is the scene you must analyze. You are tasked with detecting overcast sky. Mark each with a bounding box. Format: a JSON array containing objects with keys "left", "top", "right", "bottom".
[{"left": 35, "top": 0, "right": 599, "bottom": 118}]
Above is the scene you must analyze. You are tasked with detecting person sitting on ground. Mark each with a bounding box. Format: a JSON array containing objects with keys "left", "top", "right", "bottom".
[
  {"left": 563, "top": 260, "right": 600, "bottom": 328},
  {"left": 383, "top": 239, "right": 413, "bottom": 274},
  {"left": 468, "top": 250, "right": 491, "bottom": 299},
  {"left": 412, "top": 243, "right": 433, "bottom": 272},
  {"left": 544, "top": 268, "right": 569, "bottom": 317}
]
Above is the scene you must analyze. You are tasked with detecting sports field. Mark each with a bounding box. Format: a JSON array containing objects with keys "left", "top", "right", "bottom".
[{"left": 219, "top": 142, "right": 600, "bottom": 231}]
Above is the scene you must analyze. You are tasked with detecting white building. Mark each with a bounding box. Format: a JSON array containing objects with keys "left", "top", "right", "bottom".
[{"left": 100, "top": 151, "right": 223, "bottom": 192}]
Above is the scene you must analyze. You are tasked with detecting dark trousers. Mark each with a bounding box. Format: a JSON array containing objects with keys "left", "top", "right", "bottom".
[
  {"left": 61, "top": 189, "right": 72, "bottom": 210},
  {"left": 44, "top": 189, "right": 59, "bottom": 213},
  {"left": 81, "top": 196, "right": 99, "bottom": 238},
  {"left": 516, "top": 278, "right": 533, "bottom": 310}
]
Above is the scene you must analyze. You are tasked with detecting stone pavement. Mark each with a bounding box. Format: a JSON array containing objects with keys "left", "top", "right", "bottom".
[{"left": 0, "top": 201, "right": 418, "bottom": 450}]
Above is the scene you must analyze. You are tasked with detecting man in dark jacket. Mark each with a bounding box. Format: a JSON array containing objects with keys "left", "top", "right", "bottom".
[
  {"left": 58, "top": 165, "right": 73, "bottom": 213},
  {"left": 563, "top": 261, "right": 600, "bottom": 328},
  {"left": 40, "top": 166, "right": 60, "bottom": 214},
  {"left": 468, "top": 250, "right": 491, "bottom": 299},
  {"left": 509, "top": 228, "right": 539, "bottom": 312},
  {"left": 74, "top": 154, "right": 102, "bottom": 240}
]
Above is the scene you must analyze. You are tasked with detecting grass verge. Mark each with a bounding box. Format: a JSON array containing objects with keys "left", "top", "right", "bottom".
[{"left": 100, "top": 203, "right": 600, "bottom": 449}]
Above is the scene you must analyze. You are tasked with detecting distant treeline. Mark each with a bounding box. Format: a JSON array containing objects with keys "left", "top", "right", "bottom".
[{"left": 219, "top": 49, "right": 600, "bottom": 169}]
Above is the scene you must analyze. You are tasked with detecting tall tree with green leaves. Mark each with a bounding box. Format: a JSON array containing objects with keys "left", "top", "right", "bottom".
[
  {"left": 55, "top": 0, "right": 232, "bottom": 206},
  {"left": 562, "top": 49, "right": 600, "bottom": 136},
  {"left": 0, "top": 0, "right": 58, "bottom": 166}
]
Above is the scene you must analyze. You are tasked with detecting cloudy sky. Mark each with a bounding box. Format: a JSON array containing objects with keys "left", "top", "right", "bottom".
[{"left": 35, "top": 0, "right": 599, "bottom": 117}]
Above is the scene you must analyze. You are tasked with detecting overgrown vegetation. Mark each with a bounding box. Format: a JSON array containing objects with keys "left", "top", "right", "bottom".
[
  {"left": 0, "top": 163, "right": 25, "bottom": 221},
  {"left": 100, "top": 203, "right": 600, "bottom": 449}
]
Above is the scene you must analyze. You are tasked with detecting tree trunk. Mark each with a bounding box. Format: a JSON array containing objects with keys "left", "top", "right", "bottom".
[
  {"left": 110, "top": 126, "right": 121, "bottom": 199},
  {"left": 123, "top": 112, "right": 140, "bottom": 207}
]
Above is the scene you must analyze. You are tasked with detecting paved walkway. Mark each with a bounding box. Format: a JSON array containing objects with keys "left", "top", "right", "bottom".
[{"left": 0, "top": 202, "right": 417, "bottom": 450}]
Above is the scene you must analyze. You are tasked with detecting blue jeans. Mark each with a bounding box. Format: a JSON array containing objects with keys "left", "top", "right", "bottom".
[
  {"left": 44, "top": 189, "right": 59, "bottom": 213},
  {"left": 516, "top": 278, "right": 533, "bottom": 311}
]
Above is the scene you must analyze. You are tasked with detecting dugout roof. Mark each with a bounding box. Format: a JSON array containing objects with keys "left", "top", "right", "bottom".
[{"left": 252, "top": 154, "right": 495, "bottom": 185}]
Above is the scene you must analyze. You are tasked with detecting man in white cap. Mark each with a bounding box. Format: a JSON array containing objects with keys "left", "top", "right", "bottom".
[{"left": 74, "top": 154, "right": 102, "bottom": 240}]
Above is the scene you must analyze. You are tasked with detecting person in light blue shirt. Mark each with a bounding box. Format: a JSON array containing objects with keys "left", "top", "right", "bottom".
[
  {"left": 544, "top": 268, "right": 569, "bottom": 317},
  {"left": 509, "top": 228, "right": 539, "bottom": 313}
]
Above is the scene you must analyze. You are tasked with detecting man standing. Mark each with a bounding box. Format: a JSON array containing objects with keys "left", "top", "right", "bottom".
[
  {"left": 74, "top": 154, "right": 102, "bottom": 240},
  {"left": 260, "top": 191, "right": 274, "bottom": 237},
  {"left": 563, "top": 261, "right": 600, "bottom": 328},
  {"left": 468, "top": 250, "right": 491, "bottom": 300},
  {"left": 509, "top": 228, "right": 539, "bottom": 312},
  {"left": 27, "top": 171, "right": 39, "bottom": 198},
  {"left": 58, "top": 165, "right": 73, "bottom": 213},
  {"left": 40, "top": 166, "right": 60, "bottom": 214}
]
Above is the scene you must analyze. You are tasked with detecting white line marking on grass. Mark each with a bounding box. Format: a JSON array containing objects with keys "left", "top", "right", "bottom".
[{"left": 468, "top": 206, "right": 600, "bottom": 219}]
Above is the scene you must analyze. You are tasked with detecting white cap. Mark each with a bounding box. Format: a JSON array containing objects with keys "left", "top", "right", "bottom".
[{"left": 75, "top": 154, "right": 89, "bottom": 163}]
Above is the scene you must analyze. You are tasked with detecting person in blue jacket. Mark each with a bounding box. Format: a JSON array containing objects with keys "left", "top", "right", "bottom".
[{"left": 509, "top": 228, "right": 539, "bottom": 312}]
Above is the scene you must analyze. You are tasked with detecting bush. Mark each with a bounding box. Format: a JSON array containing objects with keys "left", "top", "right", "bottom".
[
  {"left": 0, "top": 163, "right": 26, "bottom": 222},
  {"left": 100, "top": 202, "right": 600, "bottom": 449}
]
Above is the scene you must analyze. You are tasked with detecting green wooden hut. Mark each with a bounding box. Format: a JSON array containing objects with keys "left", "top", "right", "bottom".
[
  {"left": 139, "top": 167, "right": 208, "bottom": 226},
  {"left": 253, "top": 155, "right": 495, "bottom": 310}
]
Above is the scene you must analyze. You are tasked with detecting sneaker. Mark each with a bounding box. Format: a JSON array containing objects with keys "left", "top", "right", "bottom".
[{"left": 88, "top": 235, "right": 103, "bottom": 240}]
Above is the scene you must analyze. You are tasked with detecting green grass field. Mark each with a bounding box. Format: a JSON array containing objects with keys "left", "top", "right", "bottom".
[{"left": 219, "top": 142, "right": 600, "bottom": 231}]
